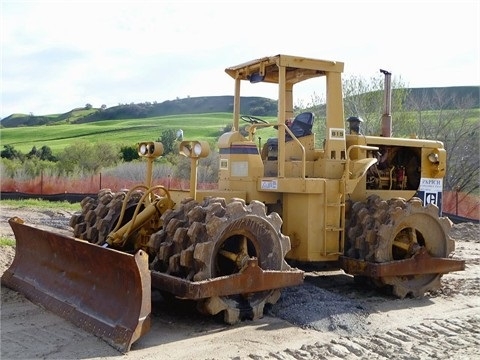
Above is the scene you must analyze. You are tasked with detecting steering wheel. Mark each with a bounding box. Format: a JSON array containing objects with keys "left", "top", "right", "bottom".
[{"left": 240, "top": 115, "right": 269, "bottom": 124}]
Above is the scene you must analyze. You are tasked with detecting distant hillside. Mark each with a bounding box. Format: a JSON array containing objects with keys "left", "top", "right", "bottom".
[
  {"left": 0, "top": 96, "right": 277, "bottom": 128},
  {"left": 1, "top": 87, "right": 478, "bottom": 128},
  {"left": 75, "top": 96, "right": 278, "bottom": 124},
  {"left": 405, "top": 86, "right": 480, "bottom": 110},
  {"left": 0, "top": 107, "right": 99, "bottom": 128}
]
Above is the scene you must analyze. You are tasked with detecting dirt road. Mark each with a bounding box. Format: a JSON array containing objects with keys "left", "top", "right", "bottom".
[{"left": 1, "top": 205, "right": 479, "bottom": 359}]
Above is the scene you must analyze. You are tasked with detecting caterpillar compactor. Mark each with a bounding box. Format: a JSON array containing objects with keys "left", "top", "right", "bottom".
[{"left": 2, "top": 54, "right": 465, "bottom": 352}]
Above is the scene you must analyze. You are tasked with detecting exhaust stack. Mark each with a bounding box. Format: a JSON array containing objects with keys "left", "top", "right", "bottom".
[{"left": 380, "top": 69, "right": 392, "bottom": 137}]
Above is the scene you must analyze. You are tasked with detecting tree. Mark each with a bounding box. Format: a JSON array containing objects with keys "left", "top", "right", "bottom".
[
  {"left": 120, "top": 145, "right": 140, "bottom": 162},
  {"left": 38, "top": 145, "right": 56, "bottom": 162},
  {"left": 27, "top": 146, "right": 39, "bottom": 159},
  {"left": 1, "top": 145, "right": 23, "bottom": 161},
  {"left": 408, "top": 89, "right": 479, "bottom": 196},
  {"left": 157, "top": 129, "right": 178, "bottom": 155},
  {"left": 342, "top": 72, "right": 410, "bottom": 136},
  {"left": 26, "top": 145, "right": 57, "bottom": 162},
  {"left": 57, "top": 141, "right": 121, "bottom": 175}
]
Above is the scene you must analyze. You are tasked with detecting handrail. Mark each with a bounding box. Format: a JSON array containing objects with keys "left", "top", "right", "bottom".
[{"left": 345, "top": 144, "right": 379, "bottom": 179}]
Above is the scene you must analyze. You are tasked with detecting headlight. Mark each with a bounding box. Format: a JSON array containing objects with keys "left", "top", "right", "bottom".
[
  {"left": 137, "top": 142, "right": 163, "bottom": 158},
  {"left": 139, "top": 143, "right": 148, "bottom": 155},
  {"left": 428, "top": 152, "right": 439, "bottom": 164},
  {"left": 193, "top": 143, "right": 203, "bottom": 156},
  {"left": 180, "top": 141, "right": 210, "bottom": 158}
]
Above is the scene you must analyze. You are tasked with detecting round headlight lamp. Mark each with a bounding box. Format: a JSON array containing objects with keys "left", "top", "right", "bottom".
[
  {"left": 139, "top": 143, "right": 148, "bottom": 155},
  {"left": 193, "top": 143, "right": 203, "bottom": 156},
  {"left": 428, "top": 152, "right": 439, "bottom": 163}
]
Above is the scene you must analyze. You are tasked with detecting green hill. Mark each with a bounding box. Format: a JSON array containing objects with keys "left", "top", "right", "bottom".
[
  {"left": 0, "top": 96, "right": 277, "bottom": 128},
  {"left": 0, "top": 113, "right": 263, "bottom": 154},
  {"left": 406, "top": 86, "right": 480, "bottom": 110},
  {"left": 1, "top": 87, "right": 478, "bottom": 128}
]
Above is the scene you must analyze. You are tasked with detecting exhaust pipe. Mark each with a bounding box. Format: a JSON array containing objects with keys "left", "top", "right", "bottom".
[{"left": 380, "top": 69, "right": 392, "bottom": 137}]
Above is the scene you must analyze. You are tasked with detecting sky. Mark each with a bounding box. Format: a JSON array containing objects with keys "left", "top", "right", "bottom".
[{"left": 1, "top": 0, "right": 479, "bottom": 119}]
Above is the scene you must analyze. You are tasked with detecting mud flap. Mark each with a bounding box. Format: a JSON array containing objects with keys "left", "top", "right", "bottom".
[{"left": 1, "top": 218, "right": 151, "bottom": 353}]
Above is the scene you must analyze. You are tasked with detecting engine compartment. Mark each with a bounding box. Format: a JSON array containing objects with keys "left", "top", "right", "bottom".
[{"left": 366, "top": 146, "right": 421, "bottom": 191}]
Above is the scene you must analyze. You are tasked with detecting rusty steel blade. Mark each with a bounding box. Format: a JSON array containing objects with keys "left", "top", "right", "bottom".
[{"left": 1, "top": 218, "right": 151, "bottom": 353}]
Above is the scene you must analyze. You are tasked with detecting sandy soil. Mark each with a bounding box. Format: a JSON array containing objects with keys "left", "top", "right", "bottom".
[{"left": 1, "top": 204, "right": 479, "bottom": 360}]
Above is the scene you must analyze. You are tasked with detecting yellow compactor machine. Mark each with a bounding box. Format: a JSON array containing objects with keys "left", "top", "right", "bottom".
[{"left": 2, "top": 54, "right": 465, "bottom": 352}]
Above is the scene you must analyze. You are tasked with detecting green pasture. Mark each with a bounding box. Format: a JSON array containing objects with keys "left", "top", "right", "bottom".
[
  {"left": 2, "top": 108, "right": 478, "bottom": 155},
  {"left": 0, "top": 198, "right": 81, "bottom": 212},
  {"left": 1, "top": 113, "right": 279, "bottom": 153}
]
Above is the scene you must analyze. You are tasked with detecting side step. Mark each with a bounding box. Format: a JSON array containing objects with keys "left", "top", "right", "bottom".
[{"left": 1, "top": 217, "right": 151, "bottom": 353}]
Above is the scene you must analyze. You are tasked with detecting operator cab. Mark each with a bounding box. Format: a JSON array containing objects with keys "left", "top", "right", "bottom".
[{"left": 264, "top": 112, "right": 315, "bottom": 160}]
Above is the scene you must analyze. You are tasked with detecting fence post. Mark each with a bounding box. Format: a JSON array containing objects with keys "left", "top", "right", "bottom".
[{"left": 455, "top": 187, "right": 459, "bottom": 216}]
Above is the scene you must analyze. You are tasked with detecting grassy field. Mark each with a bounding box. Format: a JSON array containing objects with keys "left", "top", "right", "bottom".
[
  {"left": 0, "top": 198, "right": 81, "bottom": 211},
  {"left": 1, "top": 113, "right": 230, "bottom": 153},
  {"left": 3, "top": 107, "right": 479, "bottom": 154},
  {"left": 1, "top": 113, "right": 279, "bottom": 153}
]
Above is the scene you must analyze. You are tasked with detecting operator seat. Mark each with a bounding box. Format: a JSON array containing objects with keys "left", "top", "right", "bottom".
[
  {"left": 286, "top": 112, "right": 315, "bottom": 140},
  {"left": 264, "top": 112, "right": 315, "bottom": 160}
]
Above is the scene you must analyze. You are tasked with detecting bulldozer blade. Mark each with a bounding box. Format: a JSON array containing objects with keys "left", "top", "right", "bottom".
[{"left": 1, "top": 217, "right": 151, "bottom": 353}]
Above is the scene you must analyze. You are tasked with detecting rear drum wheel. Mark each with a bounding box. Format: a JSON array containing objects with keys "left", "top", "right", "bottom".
[{"left": 346, "top": 195, "right": 454, "bottom": 298}]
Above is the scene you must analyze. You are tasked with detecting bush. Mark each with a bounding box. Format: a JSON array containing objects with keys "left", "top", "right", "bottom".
[{"left": 56, "top": 141, "right": 121, "bottom": 175}]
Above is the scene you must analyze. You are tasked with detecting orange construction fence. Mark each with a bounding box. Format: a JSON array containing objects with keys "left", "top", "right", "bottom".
[{"left": 1, "top": 174, "right": 478, "bottom": 221}]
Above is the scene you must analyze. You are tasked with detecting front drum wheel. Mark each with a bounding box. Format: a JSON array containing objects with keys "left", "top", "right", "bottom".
[
  {"left": 346, "top": 195, "right": 454, "bottom": 298},
  {"left": 374, "top": 198, "right": 454, "bottom": 297}
]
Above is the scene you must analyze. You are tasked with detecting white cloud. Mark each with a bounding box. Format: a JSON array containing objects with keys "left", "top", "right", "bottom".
[{"left": 1, "top": 0, "right": 479, "bottom": 118}]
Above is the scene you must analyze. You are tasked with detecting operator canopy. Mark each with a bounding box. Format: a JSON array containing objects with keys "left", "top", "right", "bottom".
[{"left": 225, "top": 54, "right": 344, "bottom": 84}]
